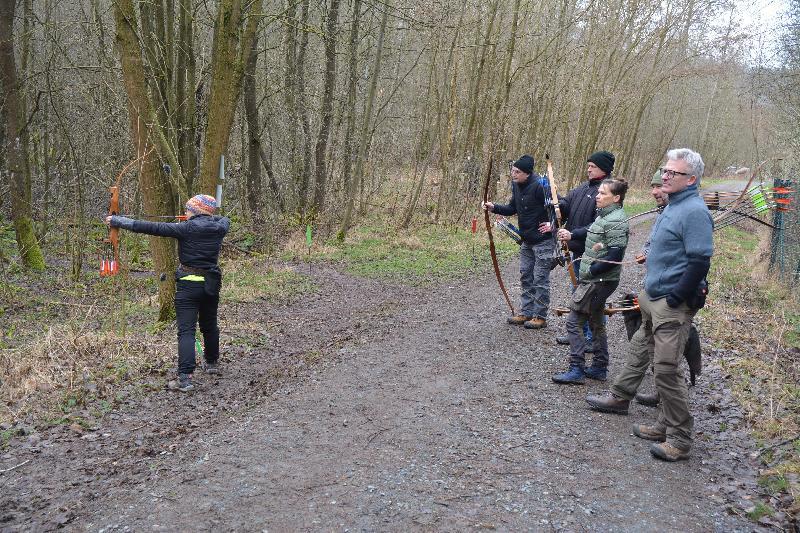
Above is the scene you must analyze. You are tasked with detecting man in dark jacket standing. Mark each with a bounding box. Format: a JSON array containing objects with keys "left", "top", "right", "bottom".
[
  {"left": 549, "top": 151, "right": 615, "bottom": 346},
  {"left": 483, "top": 155, "right": 553, "bottom": 329}
]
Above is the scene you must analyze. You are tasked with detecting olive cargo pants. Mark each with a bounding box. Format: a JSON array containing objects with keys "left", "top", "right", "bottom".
[{"left": 611, "top": 292, "right": 695, "bottom": 451}]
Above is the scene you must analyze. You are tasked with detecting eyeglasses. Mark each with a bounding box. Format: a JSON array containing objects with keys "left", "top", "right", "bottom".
[{"left": 659, "top": 167, "right": 692, "bottom": 179}]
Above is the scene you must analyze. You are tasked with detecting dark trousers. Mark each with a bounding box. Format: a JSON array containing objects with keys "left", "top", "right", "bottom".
[
  {"left": 572, "top": 258, "right": 605, "bottom": 342},
  {"left": 175, "top": 279, "right": 220, "bottom": 374},
  {"left": 566, "top": 280, "right": 618, "bottom": 368}
]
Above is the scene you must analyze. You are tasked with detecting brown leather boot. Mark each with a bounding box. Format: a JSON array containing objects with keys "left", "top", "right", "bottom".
[
  {"left": 507, "top": 315, "right": 532, "bottom": 325},
  {"left": 635, "top": 390, "right": 660, "bottom": 407},
  {"left": 632, "top": 423, "right": 666, "bottom": 442},
  {"left": 650, "top": 442, "right": 690, "bottom": 461},
  {"left": 585, "top": 392, "right": 630, "bottom": 415},
  {"left": 523, "top": 317, "right": 547, "bottom": 329}
]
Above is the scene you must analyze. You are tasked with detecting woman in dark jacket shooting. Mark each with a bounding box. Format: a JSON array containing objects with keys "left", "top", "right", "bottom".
[{"left": 105, "top": 194, "right": 230, "bottom": 392}]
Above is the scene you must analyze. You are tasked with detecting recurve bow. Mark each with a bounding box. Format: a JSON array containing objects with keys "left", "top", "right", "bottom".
[{"left": 483, "top": 155, "right": 516, "bottom": 316}]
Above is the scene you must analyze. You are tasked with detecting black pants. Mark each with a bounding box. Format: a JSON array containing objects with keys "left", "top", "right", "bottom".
[{"left": 175, "top": 279, "right": 220, "bottom": 374}]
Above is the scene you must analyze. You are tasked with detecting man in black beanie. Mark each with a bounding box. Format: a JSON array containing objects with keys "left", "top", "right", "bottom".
[
  {"left": 484, "top": 154, "right": 554, "bottom": 328},
  {"left": 544, "top": 151, "right": 615, "bottom": 363}
]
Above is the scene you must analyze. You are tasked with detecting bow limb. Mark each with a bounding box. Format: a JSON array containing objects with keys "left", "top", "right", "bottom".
[
  {"left": 546, "top": 156, "right": 578, "bottom": 287},
  {"left": 102, "top": 147, "right": 155, "bottom": 276},
  {"left": 109, "top": 185, "right": 120, "bottom": 271},
  {"left": 483, "top": 155, "right": 516, "bottom": 316}
]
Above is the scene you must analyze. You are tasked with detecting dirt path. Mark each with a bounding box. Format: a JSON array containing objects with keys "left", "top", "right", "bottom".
[{"left": 1, "top": 214, "right": 761, "bottom": 531}]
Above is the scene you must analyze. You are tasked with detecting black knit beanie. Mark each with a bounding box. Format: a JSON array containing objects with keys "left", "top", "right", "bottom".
[
  {"left": 512, "top": 154, "right": 534, "bottom": 175},
  {"left": 587, "top": 151, "right": 615, "bottom": 175}
]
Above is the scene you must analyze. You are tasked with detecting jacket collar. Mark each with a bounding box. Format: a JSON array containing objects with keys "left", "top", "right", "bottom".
[
  {"left": 668, "top": 185, "right": 698, "bottom": 204},
  {"left": 597, "top": 203, "right": 622, "bottom": 217}
]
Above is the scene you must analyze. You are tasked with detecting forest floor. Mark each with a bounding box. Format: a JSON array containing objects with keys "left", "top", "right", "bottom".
[{"left": 3, "top": 199, "right": 789, "bottom": 532}]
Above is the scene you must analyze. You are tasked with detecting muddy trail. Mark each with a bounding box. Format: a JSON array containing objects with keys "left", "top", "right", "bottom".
[{"left": 1, "top": 214, "right": 764, "bottom": 531}]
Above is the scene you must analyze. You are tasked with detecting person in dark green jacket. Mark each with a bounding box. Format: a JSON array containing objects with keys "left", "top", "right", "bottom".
[{"left": 552, "top": 179, "right": 629, "bottom": 384}]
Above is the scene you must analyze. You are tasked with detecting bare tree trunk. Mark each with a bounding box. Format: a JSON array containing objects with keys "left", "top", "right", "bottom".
[
  {"left": 0, "top": 0, "right": 44, "bottom": 270},
  {"left": 176, "top": 0, "right": 197, "bottom": 193},
  {"left": 400, "top": 30, "right": 442, "bottom": 229},
  {"left": 463, "top": 0, "right": 499, "bottom": 156},
  {"left": 338, "top": 1, "right": 389, "bottom": 240},
  {"left": 114, "top": 0, "right": 178, "bottom": 321},
  {"left": 198, "top": 0, "right": 263, "bottom": 194},
  {"left": 244, "top": 31, "right": 262, "bottom": 218},
  {"left": 295, "top": 0, "right": 312, "bottom": 211},
  {"left": 283, "top": 0, "right": 299, "bottom": 207},
  {"left": 338, "top": 0, "right": 362, "bottom": 217},
  {"left": 312, "top": 0, "right": 341, "bottom": 216}
]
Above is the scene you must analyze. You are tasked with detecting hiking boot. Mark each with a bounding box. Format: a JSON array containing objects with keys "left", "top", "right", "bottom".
[
  {"left": 507, "top": 315, "right": 532, "bottom": 326},
  {"left": 524, "top": 317, "right": 547, "bottom": 329},
  {"left": 552, "top": 365, "right": 585, "bottom": 385},
  {"left": 586, "top": 392, "right": 629, "bottom": 414},
  {"left": 205, "top": 362, "right": 221, "bottom": 375},
  {"left": 584, "top": 366, "right": 607, "bottom": 381},
  {"left": 635, "top": 391, "right": 660, "bottom": 407},
  {"left": 650, "top": 442, "right": 690, "bottom": 462},
  {"left": 555, "top": 336, "right": 570, "bottom": 345},
  {"left": 169, "top": 373, "right": 194, "bottom": 392},
  {"left": 632, "top": 423, "right": 666, "bottom": 442}
]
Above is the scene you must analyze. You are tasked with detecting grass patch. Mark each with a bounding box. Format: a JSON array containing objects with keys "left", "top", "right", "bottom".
[
  {"left": 746, "top": 502, "right": 776, "bottom": 521},
  {"left": 297, "top": 218, "right": 517, "bottom": 283},
  {"left": 0, "top": 326, "right": 174, "bottom": 426},
  {"left": 222, "top": 259, "right": 316, "bottom": 303},
  {"left": 702, "top": 224, "right": 800, "bottom": 523},
  {"left": 623, "top": 187, "right": 658, "bottom": 216}
]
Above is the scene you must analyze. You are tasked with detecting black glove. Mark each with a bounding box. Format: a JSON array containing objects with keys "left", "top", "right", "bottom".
[{"left": 665, "top": 293, "right": 682, "bottom": 308}]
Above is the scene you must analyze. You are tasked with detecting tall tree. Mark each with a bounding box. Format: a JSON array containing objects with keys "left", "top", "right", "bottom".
[
  {"left": 198, "top": 0, "right": 264, "bottom": 194},
  {"left": 244, "top": 30, "right": 262, "bottom": 218},
  {"left": 312, "top": 0, "right": 341, "bottom": 215},
  {"left": 114, "top": 0, "right": 179, "bottom": 320},
  {"left": 0, "top": 0, "right": 45, "bottom": 270},
  {"left": 338, "top": 2, "right": 390, "bottom": 240},
  {"left": 114, "top": 0, "right": 262, "bottom": 320}
]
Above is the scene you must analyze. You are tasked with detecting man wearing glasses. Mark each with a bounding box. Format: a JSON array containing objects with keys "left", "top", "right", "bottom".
[
  {"left": 483, "top": 155, "right": 554, "bottom": 329},
  {"left": 587, "top": 148, "right": 713, "bottom": 462}
]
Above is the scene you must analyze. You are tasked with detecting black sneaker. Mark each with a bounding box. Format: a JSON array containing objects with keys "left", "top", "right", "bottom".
[
  {"left": 205, "top": 362, "right": 221, "bottom": 375},
  {"left": 169, "top": 373, "right": 194, "bottom": 392}
]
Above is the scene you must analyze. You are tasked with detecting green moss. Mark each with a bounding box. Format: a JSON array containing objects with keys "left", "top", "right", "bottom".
[{"left": 13, "top": 216, "right": 45, "bottom": 271}]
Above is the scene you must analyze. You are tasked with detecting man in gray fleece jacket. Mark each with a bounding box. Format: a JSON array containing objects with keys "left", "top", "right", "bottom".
[{"left": 586, "top": 148, "right": 713, "bottom": 462}]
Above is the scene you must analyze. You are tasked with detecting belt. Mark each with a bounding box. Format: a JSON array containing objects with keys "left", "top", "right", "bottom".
[
  {"left": 179, "top": 263, "right": 209, "bottom": 275},
  {"left": 179, "top": 264, "right": 209, "bottom": 282}
]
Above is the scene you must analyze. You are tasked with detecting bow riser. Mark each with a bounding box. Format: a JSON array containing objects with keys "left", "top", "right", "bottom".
[{"left": 545, "top": 156, "right": 578, "bottom": 287}]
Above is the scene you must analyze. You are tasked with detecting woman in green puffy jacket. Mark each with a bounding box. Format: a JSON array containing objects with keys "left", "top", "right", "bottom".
[{"left": 552, "top": 179, "right": 629, "bottom": 384}]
